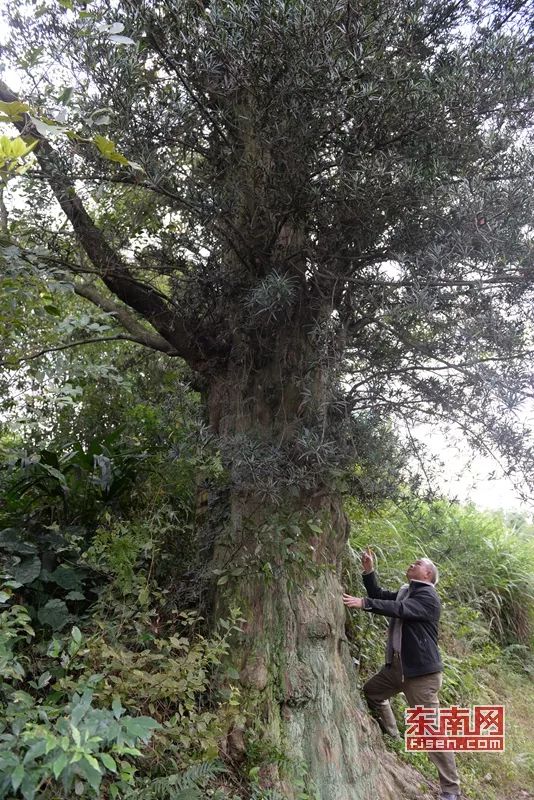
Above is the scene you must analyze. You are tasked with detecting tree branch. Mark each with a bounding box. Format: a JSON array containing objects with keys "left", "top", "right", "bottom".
[
  {"left": 73, "top": 282, "right": 179, "bottom": 354},
  {"left": 1, "top": 334, "right": 162, "bottom": 368},
  {"left": 0, "top": 80, "right": 203, "bottom": 365}
]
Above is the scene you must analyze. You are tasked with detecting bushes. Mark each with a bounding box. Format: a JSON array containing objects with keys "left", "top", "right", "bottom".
[
  {"left": 0, "top": 433, "right": 152, "bottom": 639},
  {"left": 0, "top": 601, "right": 161, "bottom": 800},
  {"left": 0, "top": 395, "right": 248, "bottom": 797},
  {"left": 61, "top": 600, "right": 247, "bottom": 765},
  {"left": 0, "top": 686, "right": 160, "bottom": 800},
  {"left": 0, "top": 585, "right": 246, "bottom": 799}
]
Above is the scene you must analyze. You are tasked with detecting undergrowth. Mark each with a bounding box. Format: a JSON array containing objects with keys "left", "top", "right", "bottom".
[{"left": 1, "top": 423, "right": 533, "bottom": 799}]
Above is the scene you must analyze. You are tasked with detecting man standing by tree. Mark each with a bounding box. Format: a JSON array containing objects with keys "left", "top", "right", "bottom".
[{"left": 343, "top": 550, "right": 460, "bottom": 799}]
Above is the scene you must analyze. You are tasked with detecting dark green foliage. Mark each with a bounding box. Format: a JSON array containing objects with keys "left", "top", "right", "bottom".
[
  {"left": 0, "top": 577, "right": 246, "bottom": 799},
  {"left": 0, "top": 603, "right": 161, "bottom": 800},
  {"left": 0, "top": 432, "right": 149, "bottom": 631},
  {"left": 1, "top": 0, "right": 533, "bottom": 496},
  {"left": 0, "top": 369, "right": 249, "bottom": 798},
  {"left": 1, "top": 431, "right": 147, "bottom": 526}
]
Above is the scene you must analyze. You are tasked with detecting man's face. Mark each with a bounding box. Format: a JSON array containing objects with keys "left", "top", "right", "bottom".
[{"left": 406, "top": 558, "right": 432, "bottom": 582}]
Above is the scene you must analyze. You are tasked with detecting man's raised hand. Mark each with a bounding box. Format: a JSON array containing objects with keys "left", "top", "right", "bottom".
[{"left": 361, "top": 546, "right": 374, "bottom": 573}]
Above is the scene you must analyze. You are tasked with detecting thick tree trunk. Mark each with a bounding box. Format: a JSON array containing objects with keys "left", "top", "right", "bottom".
[{"left": 205, "top": 356, "right": 435, "bottom": 800}]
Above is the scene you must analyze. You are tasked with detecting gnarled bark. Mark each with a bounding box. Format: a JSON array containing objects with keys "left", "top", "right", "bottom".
[{"left": 206, "top": 356, "right": 436, "bottom": 799}]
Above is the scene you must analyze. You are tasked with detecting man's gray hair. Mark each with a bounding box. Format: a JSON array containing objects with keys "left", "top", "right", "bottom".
[{"left": 421, "top": 558, "right": 439, "bottom": 585}]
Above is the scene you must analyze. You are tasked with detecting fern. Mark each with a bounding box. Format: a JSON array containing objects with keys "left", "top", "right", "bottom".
[
  {"left": 123, "top": 760, "right": 227, "bottom": 799},
  {"left": 250, "top": 790, "right": 286, "bottom": 800}
]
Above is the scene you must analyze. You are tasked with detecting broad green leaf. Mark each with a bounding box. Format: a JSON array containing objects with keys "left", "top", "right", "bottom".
[
  {"left": 121, "top": 715, "right": 161, "bottom": 742},
  {"left": 52, "top": 751, "right": 69, "bottom": 779},
  {"left": 20, "top": 772, "right": 38, "bottom": 800},
  {"left": 99, "top": 753, "right": 117, "bottom": 772},
  {"left": 37, "top": 670, "right": 52, "bottom": 689},
  {"left": 49, "top": 565, "right": 82, "bottom": 590},
  {"left": 78, "top": 756, "right": 102, "bottom": 791},
  {"left": 65, "top": 590, "right": 86, "bottom": 600},
  {"left": 0, "top": 135, "right": 37, "bottom": 175},
  {"left": 83, "top": 754, "right": 101, "bottom": 772},
  {"left": 38, "top": 598, "right": 69, "bottom": 630},
  {"left": 11, "top": 763, "right": 24, "bottom": 792},
  {"left": 11, "top": 555, "right": 41, "bottom": 585},
  {"left": 0, "top": 529, "right": 38, "bottom": 554},
  {"left": 93, "top": 135, "right": 129, "bottom": 165},
  {"left": 0, "top": 100, "right": 30, "bottom": 121},
  {"left": 23, "top": 740, "right": 47, "bottom": 764},
  {"left": 40, "top": 463, "right": 68, "bottom": 486}
]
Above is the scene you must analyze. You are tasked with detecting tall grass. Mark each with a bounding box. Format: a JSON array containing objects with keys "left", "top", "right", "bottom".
[
  {"left": 346, "top": 499, "right": 534, "bottom": 648},
  {"left": 344, "top": 499, "right": 534, "bottom": 800}
]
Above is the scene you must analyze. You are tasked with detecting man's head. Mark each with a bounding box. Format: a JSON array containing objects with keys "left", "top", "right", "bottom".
[{"left": 406, "top": 557, "right": 439, "bottom": 585}]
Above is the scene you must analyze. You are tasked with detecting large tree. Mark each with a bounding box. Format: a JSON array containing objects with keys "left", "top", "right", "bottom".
[{"left": 1, "top": 0, "right": 533, "bottom": 797}]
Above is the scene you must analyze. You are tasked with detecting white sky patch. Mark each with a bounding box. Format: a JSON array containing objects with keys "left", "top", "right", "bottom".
[{"left": 409, "top": 421, "right": 534, "bottom": 515}]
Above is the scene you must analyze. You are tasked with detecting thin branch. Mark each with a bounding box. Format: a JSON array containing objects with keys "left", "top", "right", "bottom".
[
  {"left": 73, "top": 282, "right": 179, "bottom": 354},
  {"left": 1, "top": 334, "right": 167, "bottom": 368},
  {"left": 137, "top": 4, "right": 232, "bottom": 148},
  {"left": 346, "top": 348, "right": 534, "bottom": 401},
  {"left": 0, "top": 188, "right": 8, "bottom": 233}
]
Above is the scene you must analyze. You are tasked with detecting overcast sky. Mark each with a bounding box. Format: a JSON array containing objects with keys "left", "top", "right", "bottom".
[{"left": 411, "top": 422, "right": 534, "bottom": 515}]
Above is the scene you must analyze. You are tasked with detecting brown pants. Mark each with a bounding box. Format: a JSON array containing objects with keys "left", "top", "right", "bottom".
[{"left": 363, "top": 654, "right": 460, "bottom": 795}]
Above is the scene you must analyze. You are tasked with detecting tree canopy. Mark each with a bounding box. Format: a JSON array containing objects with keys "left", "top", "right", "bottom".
[{"left": 0, "top": 0, "right": 533, "bottom": 501}]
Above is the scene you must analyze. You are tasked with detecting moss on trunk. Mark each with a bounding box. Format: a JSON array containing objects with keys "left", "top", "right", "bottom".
[{"left": 205, "top": 362, "right": 436, "bottom": 798}]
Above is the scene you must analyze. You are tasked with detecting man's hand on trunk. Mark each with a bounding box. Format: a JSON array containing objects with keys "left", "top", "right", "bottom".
[{"left": 342, "top": 593, "right": 365, "bottom": 609}]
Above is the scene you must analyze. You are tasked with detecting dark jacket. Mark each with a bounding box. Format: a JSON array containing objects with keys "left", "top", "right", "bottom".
[{"left": 362, "top": 571, "right": 443, "bottom": 678}]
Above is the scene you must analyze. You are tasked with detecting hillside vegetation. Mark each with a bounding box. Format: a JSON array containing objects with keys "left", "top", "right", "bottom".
[{"left": 1, "top": 380, "right": 533, "bottom": 799}]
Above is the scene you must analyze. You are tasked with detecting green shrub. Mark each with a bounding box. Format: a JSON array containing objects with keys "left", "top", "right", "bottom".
[
  {"left": 0, "top": 688, "right": 160, "bottom": 800},
  {"left": 0, "top": 579, "right": 249, "bottom": 799},
  {"left": 57, "top": 602, "right": 247, "bottom": 766},
  {"left": 0, "top": 596, "right": 161, "bottom": 800}
]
